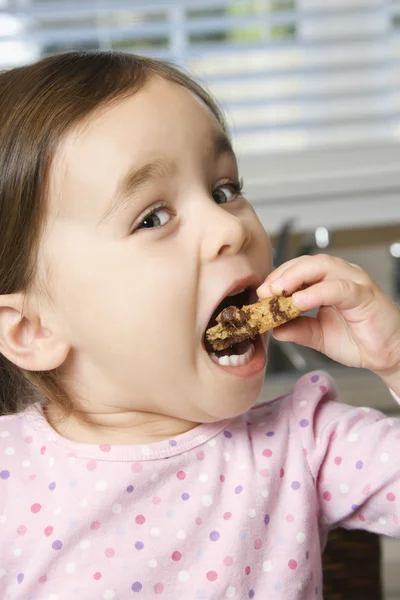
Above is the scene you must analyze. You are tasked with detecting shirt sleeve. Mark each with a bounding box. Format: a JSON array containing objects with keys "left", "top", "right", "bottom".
[{"left": 292, "top": 371, "right": 400, "bottom": 538}]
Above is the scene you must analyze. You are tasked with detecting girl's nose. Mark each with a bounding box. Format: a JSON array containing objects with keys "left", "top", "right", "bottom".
[{"left": 199, "top": 200, "right": 251, "bottom": 262}]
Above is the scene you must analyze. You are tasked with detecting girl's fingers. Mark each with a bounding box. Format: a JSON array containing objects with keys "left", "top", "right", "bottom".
[
  {"left": 272, "top": 316, "right": 324, "bottom": 352},
  {"left": 291, "top": 278, "right": 374, "bottom": 313},
  {"left": 258, "top": 255, "right": 369, "bottom": 299}
]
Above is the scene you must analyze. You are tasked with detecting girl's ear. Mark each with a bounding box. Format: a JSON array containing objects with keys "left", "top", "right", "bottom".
[{"left": 0, "top": 293, "right": 70, "bottom": 372}]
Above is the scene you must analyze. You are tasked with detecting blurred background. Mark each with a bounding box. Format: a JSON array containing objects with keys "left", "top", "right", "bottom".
[{"left": 0, "top": 0, "right": 399, "bottom": 597}]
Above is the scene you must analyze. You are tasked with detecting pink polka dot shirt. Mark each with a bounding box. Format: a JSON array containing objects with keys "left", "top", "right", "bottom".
[{"left": 1, "top": 371, "right": 400, "bottom": 599}]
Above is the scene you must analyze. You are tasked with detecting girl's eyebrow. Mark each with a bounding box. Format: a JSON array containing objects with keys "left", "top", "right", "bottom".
[{"left": 99, "top": 130, "right": 234, "bottom": 225}]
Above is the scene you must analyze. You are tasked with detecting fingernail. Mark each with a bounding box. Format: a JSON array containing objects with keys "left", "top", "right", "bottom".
[
  {"left": 292, "top": 291, "right": 307, "bottom": 309},
  {"left": 256, "top": 283, "right": 272, "bottom": 298},
  {"left": 270, "top": 281, "right": 283, "bottom": 295}
]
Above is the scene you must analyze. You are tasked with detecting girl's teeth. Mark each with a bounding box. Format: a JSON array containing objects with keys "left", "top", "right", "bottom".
[
  {"left": 227, "top": 287, "right": 246, "bottom": 297},
  {"left": 210, "top": 342, "right": 255, "bottom": 367}
]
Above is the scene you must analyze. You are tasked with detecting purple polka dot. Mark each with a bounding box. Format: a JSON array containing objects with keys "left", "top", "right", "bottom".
[
  {"left": 126, "top": 485, "right": 134, "bottom": 493},
  {"left": 291, "top": 481, "right": 301, "bottom": 490},
  {"left": 0, "top": 470, "right": 10, "bottom": 480},
  {"left": 311, "top": 375, "right": 320, "bottom": 383},
  {"left": 266, "top": 431, "right": 275, "bottom": 437},
  {"left": 210, "top": 531, "right": 220, "bottom": 541},
  {"left": 135, "top": 541, "right": 144, "bottom": 550},
  {"left": 249, "top": 591, "right": 255, "bottom": 598},
  {"left": 351, "top": 504, "right": 360, "bottom": 512},
  {"left": 48, "top": 481, "right": 56, "bottom": 490},
  {"left": 224, "top": 431, "right": 232, "bottom": 438},
  {"left": 299, "top": 419, "right": 309, "bottom": 427},
  {"left": 182, "top": 493, "right": 190, "bottom": 501},
  {"left": 235, "top": 485, "right": 243, "bottom": 494},
  {"left": 264, "top": 514, "right": 270, "bottom": 525},
  {"left": 52, "top": 540, "right": 63, "bottom": 550},
  {"left": 17, "top": 573, "right": 24, "bottom": 584},
  {"left": 169, "top": 439, "right": 177, "bottom": 447},
  {"left": 355, "top": 460, "right": 363, "bottom": 470},
  {"left": 306, "top": 551, "right": 309, "bottom": 560},
  {"left": 132, "top": 581, "right": 143, "bottom": 592}
]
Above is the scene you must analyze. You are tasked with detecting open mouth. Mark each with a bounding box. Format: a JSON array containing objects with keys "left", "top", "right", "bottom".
[{"left": 203, "top": 286, "right": 257, "bottom": 367}]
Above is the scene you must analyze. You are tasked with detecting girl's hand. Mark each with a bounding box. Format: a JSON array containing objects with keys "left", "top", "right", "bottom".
[{"left": 257, "top": 255, "right": 400, "bottom": 387}]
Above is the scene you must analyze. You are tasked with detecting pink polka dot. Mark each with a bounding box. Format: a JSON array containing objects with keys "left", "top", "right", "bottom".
[
  {"left": 17, "top": 525, "right": 27, "bottom": 536},
  {"left": 245, "top": 566, "right": 251, "bottom": 575},
  {"left": 131, "top": 462, "right": 143, "bottom": 473},
  {"left": 395, "top": 433, "right": 400, "bottom": 440},
  {"left": 99, "top": 444, "right": 111, "bottom": 453},
  {"left": 91, "top": 520, "right": 101, "bottom": 530},
  {"left": 358, "top": 514, "right": 366, "bottom": 522},
  {"left": 172, "top": 551, "right": 182, "bottom": 561},
  {"left": 196, "top": 451, "right": 205, "bottom": 461},
  {"left": 288, "top": 560, "right": 297, "bottom": 570},
  {"left": 323, "top": 491, "right": 332, "bottom": 501},
  {"left": 176, "top": 470, "right": 186, "bottom": 480},
  {"left": 206, "top": 571, "right": 218, "bottom": 581},
  {"left": 254, "top": 539, "right": 262, "bottom": 550},
  {"left": 38, "top": 575, "right": 47, "bottom": 584},
  {"left": 29, "top": 474, "right": 37, "bottom": 481},
  {"left": 387, "top": 492, "right": 396, "bottom": 502},
  {"left": 195, "top": 517, "right": 202, "bottom": 526},
  {"left": 152, "top": 497, "right": 161, "bottom": 505},
  {"left": 31, "top": 503, "right": 41, "bottom": 514},
  {"left": 44, "top": 526, "right": 53, "bottom": 537},
  {"left": 262, "top": 449, "right": 273, "bottom": 457},
  {"left": 223, "top": 556, "right": 233, "bottom": 567},
  {"left": 86, "top": 460, "right": 97, "bottom": 471},
  {"left": 334, "top": 456, "right": 342, "bottom": 466},
  {"left": 220, "top": 475, "right": 225, "bottom": 483},
  {"left": 393, "top": 514, "right": 399, "bottom": 525},
  {"left": 136, "top": 515, "right": 146, "bottom": 525},
  {"left": 223, "top": 512, "right": 232, "bottom": 520},
  {"left": 154, "top": 583, "right": 164, "bottom": 594},
  {"left": 303, "top": 448, "right": 308, "bottom": 456},
  {"left": 25, "top": 436, "right": 33, "bottom": 444},
  {"left": 105, "top": 547, "right": 115, "bottom": 558},
  {"left": 260, "top": 469, "right": 270, "bottom": 478},
  {"left": 286, "top": 514, "right": 294, "bottom": 523},
  {"left": 93, "top": 572, "right": 102, "bottom": 580},
  {"left": 280, "top": 468, "right": 285, "bottom": 478},
  {"left": 40, "top": 446, "right": 46, "bottom": 455},
  {"left": 363, "top": 484, "right": 371, "bottom": 496}
]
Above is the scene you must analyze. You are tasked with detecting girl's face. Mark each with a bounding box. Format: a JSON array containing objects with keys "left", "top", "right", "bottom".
[{"left": 40, "top": 76, "right": 272, "bottom": 430}]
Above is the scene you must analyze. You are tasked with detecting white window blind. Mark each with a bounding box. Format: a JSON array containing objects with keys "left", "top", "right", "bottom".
[{"left": 1, "top": 0, "right": 399, "bottom": 155}]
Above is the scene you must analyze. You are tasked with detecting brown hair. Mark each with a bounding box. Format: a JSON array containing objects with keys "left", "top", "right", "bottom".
[{"left": 0, "top": 50, "right": 227, "bottom": 415}]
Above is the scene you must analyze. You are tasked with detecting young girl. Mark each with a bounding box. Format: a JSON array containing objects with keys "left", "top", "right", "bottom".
[{"left": 0, "top": 51, "right": 399, "bottom": 600}]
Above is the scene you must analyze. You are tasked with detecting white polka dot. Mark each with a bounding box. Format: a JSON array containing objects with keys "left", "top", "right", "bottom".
[
  {"left": 79, "top": 539, "right": 91, "bottom": 550},
  {"left": 361, "top": 407, "right": 370, "bottom": 413},
  {"left": 207, "top": 439, "right": 216, "bottom": 448},
  {"left": 95, "top": 480, "right": 108, "bottom": 491},
  {"left": 0, "top": 515, "right": 7, "bottom": 524},
  {"left": 381, "top": 452, "right": 389, "bottom": 463},
  {"left": 379, "top": 517, "right": 387, "bottom": 525},
  {"left": 263, "top": 560, "right": 273, "bottom": 572},
  {"left": 79, "top": 498, "right": 88, "bottom": 508},
  {"left": 112, "top": 503, "right": 122, "bottom": 514},
  {"left": 4, "top": 447, "right": 15, "bottom": 456},
  {"left": 388, "top": 419, "right": 394, "bottom": 426},
  {"left": 176, "top": 529, "right": 186, "bottom": 540},
  {"left": 48, "top": 457, "right": 55, "bottom": 467},
  {"left": 151, "top": 473, "right": 159, "bottom": 482},
  {"left": 223, "top": 452, "right": 230, "bottom": 461},
  {"left": 347, "top": 433, "right": 358, "bottom": 442},
  {"left": 13, "top": 548, "right": 22, "bottom": 557},
  {"left": 199, "top": 473, "right": 208, "bottom": 483},
  {"left": 0, "top": 568, "right": 5, "bottom": 580},
  {"left": 54, "top": 507, "right": 62, "bottom": 515},
  {"left": 298, "top": 582, "right": 303, "bottom": 591},
  {"left": 261, "top": 489, "right": 269, "bottom": 498},
  {"left": 248, "top": 508, "right": 256, "bottom": 518},
  {"left": 196, "top": 434, "right": 208, "bottom": 444},
  {"left": 0, "top": 431, "right": 9, "bottom": 438},
  {"left": 68, "top": 457, "right": 76, "bottom": 465},
  {"left": 150, "top": 527, "right": 161, "bottom": 537},
  {"left": 149, "top": 559, "right": 158, "bottom": 568},
  {"left": 201, "top": 495, "right": 213, "bottom": 507},
  {"left": 299, "top": 400, "right": 307, "bottom": 407},
  {"left": 340, "top": 483, "right": 349, "bottom": 494},
  {"left": 257, "top": 421, "right": 266, "bottom": 427},
  {"left": 316, "top": 436, "right": 321, "bottom": 446},
  {"left": 177, "top": 570, "right": 190, "bottom": 582},
  {"left": 296, "top": 531, "right": 306, "bottom": 543},
  {"left": 103, "top": 591, "right": 115, "bottom": 600},
  {"left": 65, "top": 563, "right": 76, "bottom": 574},
  {"left": 238, "top": 463, "right": 248, "bottom": 470},
  {"left": 141, "top": 445, "right": 152, "bottom": 457},
  {"left": 48, "top": 595, "right": 58, "bottom": 600},
  {"left": 22, "top": 460, "right": 31, "bottom": 468},
  {"left": 225, "top": 586, "right": 236, "bottom": 597}
]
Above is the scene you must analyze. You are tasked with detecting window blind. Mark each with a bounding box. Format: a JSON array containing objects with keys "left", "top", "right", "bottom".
[{"left": 0, "top": 0, "right": 399, "bottom": 157}]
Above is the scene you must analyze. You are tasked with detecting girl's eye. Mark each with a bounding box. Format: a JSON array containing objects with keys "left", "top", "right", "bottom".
[
  {"left": 212, "top": 180, "right": 244, "bottom": 205},
  {"left": 136, "top": 205, "right": 171, "bottom": 231}
]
